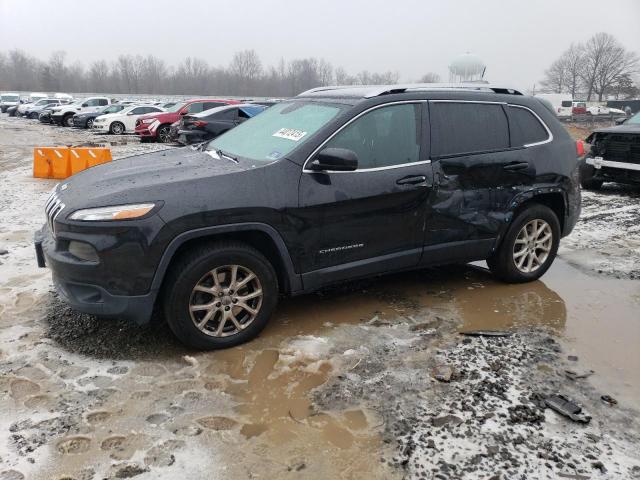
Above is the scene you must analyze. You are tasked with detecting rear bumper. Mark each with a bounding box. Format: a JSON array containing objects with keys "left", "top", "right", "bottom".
[{"left": 35, "top": 227, "right": 157, "bottom": 324}]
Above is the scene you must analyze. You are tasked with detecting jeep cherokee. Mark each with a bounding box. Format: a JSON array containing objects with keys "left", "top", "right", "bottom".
[{"left": 35, "top": 84, "right": 582, "bottom": 350}]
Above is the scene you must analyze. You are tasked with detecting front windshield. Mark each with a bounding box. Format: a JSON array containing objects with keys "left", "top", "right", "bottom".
[
  {"left": 2, "top": 95, "right": 19, "bottom": 102},
  {"left": 103, "top": 105, "right": 123, "bottom": 114},
  {"left": 627, "top": 112, "right": 640, "bottom": 125},
  {"left": 207, "top": 101, "right": 346, "bottom": 162},
  {"left": 167, "top": 102, "right": 186, "bottom": 113}
]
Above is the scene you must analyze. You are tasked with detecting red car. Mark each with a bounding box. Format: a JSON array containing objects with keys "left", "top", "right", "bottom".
[{"left": 135, "top": 98, "right": 240, "bottom": 142}]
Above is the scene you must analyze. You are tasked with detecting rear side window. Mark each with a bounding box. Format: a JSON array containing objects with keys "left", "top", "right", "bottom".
[
  {"left": 508, "top": 106, "right": 549, "bottom": 147},
  {"left": 98, "top": 99, "right": 108, "bottom": 106},
  {"left": 561, "top": 100, "right": 572, "bottom": 107},
  {"left": 204, "top": 102, "right": 225, "bottom": 110},
  {"left": 430, "top": 102, "right": 509, "bottom": 157}
]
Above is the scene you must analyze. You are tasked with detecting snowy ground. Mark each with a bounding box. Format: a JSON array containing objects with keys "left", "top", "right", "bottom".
[{"left": 0, "top": 116, "right": 638, "bottom": 479}]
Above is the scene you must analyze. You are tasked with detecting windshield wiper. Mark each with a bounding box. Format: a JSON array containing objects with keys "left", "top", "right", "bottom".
[{"left": 216, "top": 149, "right": 238, "bottom": 163}]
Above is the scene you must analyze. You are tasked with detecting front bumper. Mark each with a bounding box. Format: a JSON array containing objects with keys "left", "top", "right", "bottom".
[
  {"left": 50, "top": 113, "right": 65, "bottom": 124},
  {"left": 34, "top": 222, "right": 161, "bottom": 324},
  {"left": 72, "top": 116, "right": 88, "bottom": 127},
  {"left": 92, "top": 122, "right": 109, "bottom": 132},
  {"left": 585, "top": 156, "right": 640, "bottom": 185},
  {"left": 135, "top": 121, "right": 158, "bottom": 137},
  {"left": 586, "top": 156, "right": 640, "bottom": 172}
]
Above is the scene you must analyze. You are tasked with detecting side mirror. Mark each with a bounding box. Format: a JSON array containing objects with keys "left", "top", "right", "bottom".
[
  {"left": 615, "top": 117, "right": 627, "bottom": 125},
  {"left": 309, "top": 148, "right": 358, "bottom": 172},
  {"left": 180, "top": 110, "right": 188, "bottom": 115},
  {"left": 81, "top": 103, "right": 88, "bottom": 107}
]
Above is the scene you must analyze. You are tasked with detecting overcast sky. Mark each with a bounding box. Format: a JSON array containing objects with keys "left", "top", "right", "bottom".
[{"left": 1, "top": 0, "right": 639, "bottom": 91}]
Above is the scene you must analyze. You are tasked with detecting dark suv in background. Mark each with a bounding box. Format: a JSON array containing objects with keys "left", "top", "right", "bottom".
[{"left": 35, "top": 84, "right": 581, "bottom": 349}]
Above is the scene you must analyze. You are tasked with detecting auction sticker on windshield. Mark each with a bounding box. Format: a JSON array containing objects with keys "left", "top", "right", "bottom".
[{"left": 273, "top": 128, "right": 307, "bottom": 141}]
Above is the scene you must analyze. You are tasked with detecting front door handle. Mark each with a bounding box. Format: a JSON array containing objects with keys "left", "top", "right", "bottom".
[
  {"left": 396, "top": 175, "right": 427, "bottom": 185},
  {"left": 503, "top": 161, "right": 529, "bottom": 171}
]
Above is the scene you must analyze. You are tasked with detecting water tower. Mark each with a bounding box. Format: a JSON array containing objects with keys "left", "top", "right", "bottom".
[{"left": 449, "top": 53, "right": 486, "bottom": 82}]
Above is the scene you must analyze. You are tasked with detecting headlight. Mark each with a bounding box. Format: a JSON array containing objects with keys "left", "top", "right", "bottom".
[
  {"left": 69, "top": 203, "right": 156, "bottom": 221},
  {"left": 142, "top": 118, "right": 156, "bottom": 124}
]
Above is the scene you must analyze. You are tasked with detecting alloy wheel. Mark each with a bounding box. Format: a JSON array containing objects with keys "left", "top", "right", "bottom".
[
  {"left": 86, "top": 118, "right": 94, "bottom": 129},
  {"left": 189, "top": 265, "right": 263, "bottom": 337},
  {"left": 512, "top": 219, "right": 552, "bottom": 273},
  {"left": 158, "top": 126, "right": 170, "bottom": 143}
]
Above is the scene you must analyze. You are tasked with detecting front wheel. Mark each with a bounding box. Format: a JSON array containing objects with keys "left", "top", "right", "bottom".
[
  {"left": 163, "top": 242, "right": 279, "bottom": 350},
  {"left": 86, "top": 118, "right": 94, "bottom": 129},
  {"left": 487, "top": 204, "right": 560, "bottom": 283},
  {"left": 157, "top": 125, "right": 171, "bottom": 143},
  {"left": 29, "top": 112, "right": 39, "bottom": 119},
  {"left": 109, "top": 121, "right": 125, "bottom": 135}
]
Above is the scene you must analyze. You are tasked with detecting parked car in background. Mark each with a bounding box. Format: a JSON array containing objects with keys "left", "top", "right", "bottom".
[
  {"left": 36, "top": 84, "right": 582, "bottom": 349},
  {"left": 73, "top": 104, "right": 128, "bottom": 129},
  {"left": 572, "top": 101, "right": 587, "bottom": 116},
  {"left": 50, "top": 97, "right": 114, "bottom": 126},
  {"left": 534, "top": 93, "right": 572, "bottom": 120},
  {"left": 92, "top": 104, "right": 165, "bottom": 135},
  {"left": 581, "top": 112, "right": 640, "bottom": 189},
  {"left": 0, "top": 93, "right": 21, "bottom": 113},
  {"left": 6, "top": 105, "right": 20, "bottom": 117},
  {"left": 175, "top": 104, "right": 266, "bottom": 145},
  {"left": 28, "top": 92, "right": 48, "bottom": 103},
  {"left": 23, "top": 99, "right": 66, "bottom": 119},
  {"left": 135, "top": 98, "right": 240, "bottom": 142},
  {"left": 38, "top": 105, "right": 57, "bottom": 123}
]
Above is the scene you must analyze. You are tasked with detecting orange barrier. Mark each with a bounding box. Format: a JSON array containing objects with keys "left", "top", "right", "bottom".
[
  {"left": 34, "top": 147, "right": 112, "bottom": 179},
  {"left": 70, "top": 147, "right": 112, "bottom": 175}
]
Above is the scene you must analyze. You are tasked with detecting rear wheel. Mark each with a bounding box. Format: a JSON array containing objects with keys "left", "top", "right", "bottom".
[
  {"left": 110, "top": 121, "right": 125, "bottom": 135},
  {"left": 487, "top": 204, "right": 560, "bottom": 283},
  {"left": 63, "top": 113, "right": 74, "bottom": 127},
  {"left": 163, "top": 242, "right": 279, "bottom": 350},
  {"left": 157, "top": 125, "right": 171, "bottom": 143}
]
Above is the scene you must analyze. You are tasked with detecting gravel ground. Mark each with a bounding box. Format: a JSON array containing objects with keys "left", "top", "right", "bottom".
[{"left": 0, "top": 116, "right": 638, "bottom": 479}]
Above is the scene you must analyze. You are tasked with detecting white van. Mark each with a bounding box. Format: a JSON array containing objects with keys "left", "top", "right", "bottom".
[
  {"left": 535, "top": 93, "right": 573, "bottom": 120},
  {"left": 0, "top": 92, "right": 21, "bottom": 113}
]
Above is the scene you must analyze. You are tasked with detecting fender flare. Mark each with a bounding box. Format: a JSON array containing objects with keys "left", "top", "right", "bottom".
[
  {"left": 148, "top": 222, "right": 303, "bottom": 294},
  {"left": 492, "top": 186, "right": 568, "bottom": 251}
]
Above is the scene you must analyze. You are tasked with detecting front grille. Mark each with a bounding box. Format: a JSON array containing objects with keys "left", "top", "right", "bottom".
[
  {"left": 44, "top": 190, "right": 65, "bottom": 237},
  {"left": 597, "top": 134, "right": 640, "bottom": 165}
]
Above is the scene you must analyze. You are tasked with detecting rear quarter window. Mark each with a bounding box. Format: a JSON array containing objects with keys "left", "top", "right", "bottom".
[
  {"left": 430, "top": 102, "right": 509, "bottom": 157},
  {"left": 508, "top": 106, "right": 549, "bottom": 147}
]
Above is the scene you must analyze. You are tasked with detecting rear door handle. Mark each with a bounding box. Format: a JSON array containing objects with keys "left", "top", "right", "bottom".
[
  {"left": 503, "top": 161, "right": 529, "bottom": 171},
  {"left": 396, "top": 175, "right": 427, "bottom": 185}
]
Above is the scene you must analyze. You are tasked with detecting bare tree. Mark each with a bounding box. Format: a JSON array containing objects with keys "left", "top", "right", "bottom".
[
  {"left": 562, "top": 44, "right": 584, "bottom": 98},
  {"left": 418, "top": 72, "right": 441, "bottom": 83},
  {"left": 540, "top": 57, "right": 567, "bottom": 93},
  {"left": 581, "top": 32, "right": 638, "bottom": 101},
  {"left": 0, "top": 48, "right": 408, "bottom": 97}
]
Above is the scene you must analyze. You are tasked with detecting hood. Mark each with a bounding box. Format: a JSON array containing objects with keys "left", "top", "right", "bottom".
[
  {"left": 589, "top": 124, "right": 640, "bottom": 135},
  {"left": 137, "top": 111, "right": 179, "bottom": 123},
  {"left": 58, "top": 147, "right": 249, "bottom": 212},
  {"left": 95, "top": 112, "right": 122, "bottom": 120}
]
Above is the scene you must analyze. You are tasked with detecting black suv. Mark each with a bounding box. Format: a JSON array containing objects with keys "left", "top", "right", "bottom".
[{"left": 35, "top": 84, "right": 582, "bottom": 349}]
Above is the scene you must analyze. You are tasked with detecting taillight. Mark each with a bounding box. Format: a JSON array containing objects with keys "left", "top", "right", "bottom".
[
  {"left": 576, "top": 140, "right": 585, "bottom": 156},
  {"left": 193, "top": 120, "right": 208, "bottom": 127}
]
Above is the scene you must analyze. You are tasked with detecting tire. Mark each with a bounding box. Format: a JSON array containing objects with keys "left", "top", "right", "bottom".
[
  {"left": 110, "top": 121, "right": 125, "bottom": 135},
  {"left": 163, "top": 242, "right": 279, "bottom": 350},
  {"left": 29, "top": 112, "right": 38, "bottom": 119},
  {"left": 86, "top": 118, "right": 94, "bottom": 129},
  {"left": 487, "top": 204, "right": 560, "bottom": 283},
  {"left": 157, "top": 124, "right": 171, "bottom": 143},
  {"left": 579, "top": 162, "right": 604, "bottom": 190},
  {"left": 63, "top": 113, "right": 74, "bottom": 127}
]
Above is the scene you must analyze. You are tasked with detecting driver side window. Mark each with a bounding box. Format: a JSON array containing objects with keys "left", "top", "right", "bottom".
[{"left": 324, "top": 103, "right": 421, "bottom": 170}]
